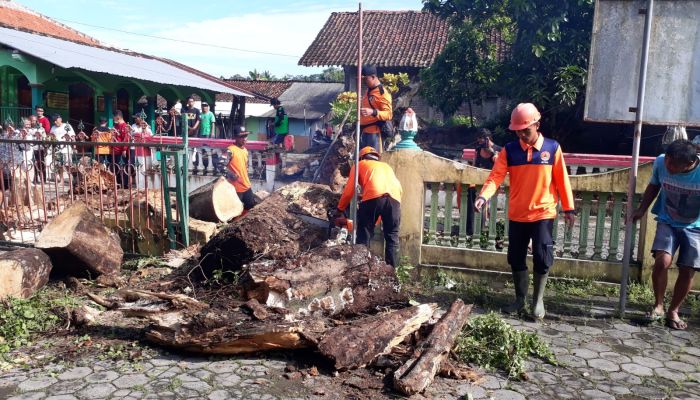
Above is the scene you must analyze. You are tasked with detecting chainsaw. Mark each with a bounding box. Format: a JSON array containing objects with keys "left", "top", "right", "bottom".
[{"left": 289, "top": 209, "right": 352, "bottom": 241}]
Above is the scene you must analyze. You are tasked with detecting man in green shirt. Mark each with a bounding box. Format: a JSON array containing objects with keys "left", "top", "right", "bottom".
[
  {"left": 271, "top": 98, "right": 288, "bottom": 145},
  {"left": 199, "top": 102, "right": 216, "bottom": 138}
]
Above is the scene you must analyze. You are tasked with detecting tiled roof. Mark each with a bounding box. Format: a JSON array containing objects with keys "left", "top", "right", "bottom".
[
  {"left": 217, "top": 80, "right": 294, "bottom": 103},
  {"left": 0, "top": 0, "right": 100, "bottom": 46},
  {"left": 299, "top": 11, "right": 449, "bottom": 68}
]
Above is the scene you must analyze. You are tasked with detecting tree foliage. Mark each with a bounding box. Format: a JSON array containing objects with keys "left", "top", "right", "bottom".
[
  {"left": 421, "top": 0, "right": 594, "bottom": 140},
  {"left": 226, "top": 67, "right": 344, "bottom": 82}
]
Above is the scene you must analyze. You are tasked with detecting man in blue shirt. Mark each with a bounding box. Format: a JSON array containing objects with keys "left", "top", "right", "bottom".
[{"left": 632, "top": 140, "right": 700, "bottom": 330}]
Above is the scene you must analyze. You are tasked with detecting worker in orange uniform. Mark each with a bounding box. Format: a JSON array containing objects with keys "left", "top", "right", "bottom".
[
  {"left": 337, "top": 146, "right": 402, "bottom": 266},
  {"left": 474, "top": 103, "right": 575, "bottom": 319},
  {"left": 359, "top": 65, "right": 392, "bottom": 153},
  {"left": 225, "top": 127, "right": 256, "bottom": 212}
]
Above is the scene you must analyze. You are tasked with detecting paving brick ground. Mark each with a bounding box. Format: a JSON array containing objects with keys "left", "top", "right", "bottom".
[{"left": 1, "top": 310, "right": 699, "bottom": 399}]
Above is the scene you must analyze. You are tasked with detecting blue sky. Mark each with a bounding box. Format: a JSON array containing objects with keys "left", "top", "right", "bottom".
[{"left": 19, "top": 0, "right": 423, "bottom": 78}]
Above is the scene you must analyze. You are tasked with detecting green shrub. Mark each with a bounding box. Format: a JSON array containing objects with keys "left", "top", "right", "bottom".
[
  {"left": 396, "top": 256, "right": 415, "bottom": 287},
  {"left": 0, "top": 291, "right": 70, "bottom": 356},
  {"left": 448, "top": 115, "right": 477, "bottom": 127},
  {"left": 453, "top": 312, "right": 555, "bottom": 379}
]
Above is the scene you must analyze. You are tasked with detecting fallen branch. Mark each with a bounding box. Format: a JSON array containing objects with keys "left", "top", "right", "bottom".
[{"left": 393, "top": 299, "right": 473, "bottom": 395}]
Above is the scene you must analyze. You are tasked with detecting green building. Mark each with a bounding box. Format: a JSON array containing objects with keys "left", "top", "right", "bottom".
[{"left": 0, "top": 1, "right": 249, "bottom": 131}]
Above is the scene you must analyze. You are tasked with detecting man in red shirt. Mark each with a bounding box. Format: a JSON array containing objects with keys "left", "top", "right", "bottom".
[
  {"left": 35, "top": 105, "right": 50, "bottom": 134},
  {"left": 112, "top": 110, "right": 132, "bottom": 188}
]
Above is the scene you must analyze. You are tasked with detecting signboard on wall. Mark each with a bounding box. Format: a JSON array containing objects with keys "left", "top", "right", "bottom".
[
  {"left": 584, "top": 0, "right": 700, "bottom": 127},
  {"left": 46, "top": 92, "right": 69, "bottom": 110}
]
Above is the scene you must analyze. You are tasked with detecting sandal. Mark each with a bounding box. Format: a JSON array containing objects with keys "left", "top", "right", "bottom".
[
  {"left": 647, "top": 309, "right": 665, "bottom": 322},
  {"left": 665, "top": 317, "right": 688, "bottom": 331}
]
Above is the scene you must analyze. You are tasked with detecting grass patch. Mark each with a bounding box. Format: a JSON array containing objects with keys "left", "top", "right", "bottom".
[
  {"left": 627, "top": 281, "right": 655, "bottom": 308},
  {"left": 0, "top": 289, "right": 80, "bottom": 359},
  {"left": 456, "top": 280, "right": 499, "bottom": 307},
  {"left": 396, "top": 256, "right": 415, "bottom": 287},
  {"left": 453, "top": 312, "right": 556, "bottom": 379}
]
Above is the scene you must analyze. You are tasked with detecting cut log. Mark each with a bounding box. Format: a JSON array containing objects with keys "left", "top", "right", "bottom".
[
  {"left": 393, "top": 299, "right": 473, "bottom": 395},
  {"left": 318, "top": 304, "right": 437, "bottom": 370},
  {"left": 145, "top": 309, "right": 316, "bottom": 354},
  {"left": 198, "top": 185, "right": 335, "bottom": 276},
  {"left": 0, "top": 248, "right": 52, "bottom": 299},
  {"left": 188, "top": 217, "right": 218, "bottom": 244},
  {"left": 36, "top": 202, "right": 123, "bottom": 277},
  {"left": 188, "top": 177, "right": 243, "bottom": 223},
  {"left": 241, "top": 245, "right": 407, "bottom": 317}
]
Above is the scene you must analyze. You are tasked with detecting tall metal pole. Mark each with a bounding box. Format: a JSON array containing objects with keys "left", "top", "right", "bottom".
[
  {"left": 351, "top": 3, "right": 363, "bottom": 244},
  {"left": 620, "top": 0, "right": 654, "bottom": 317}
]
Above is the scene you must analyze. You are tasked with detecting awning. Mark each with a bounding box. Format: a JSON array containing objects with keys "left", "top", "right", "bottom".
[{"left": 0, "top": 27, "right": 250, "bottom": 96}]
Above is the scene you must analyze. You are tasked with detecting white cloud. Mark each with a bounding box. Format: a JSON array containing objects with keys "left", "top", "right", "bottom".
[{"left": 74, "top": 0, "right": 423, "bottom": 78}]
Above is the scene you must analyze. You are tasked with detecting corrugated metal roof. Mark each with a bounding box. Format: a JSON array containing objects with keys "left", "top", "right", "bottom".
[
  {"left": 0, "top": 27, "right": 250, "bottom": 96},
  {"left": 261, "top": 82, "right": 344, "bottom": 119}
]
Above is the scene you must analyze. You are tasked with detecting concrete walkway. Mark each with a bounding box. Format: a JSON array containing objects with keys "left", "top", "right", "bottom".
[{"left": 0, "top": 312, "right": 698, "bottom": 399}]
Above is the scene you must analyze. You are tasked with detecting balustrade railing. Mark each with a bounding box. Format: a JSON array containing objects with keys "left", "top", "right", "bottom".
[{"left": 422, "top": 183, "right": 641, "bottom": 263}]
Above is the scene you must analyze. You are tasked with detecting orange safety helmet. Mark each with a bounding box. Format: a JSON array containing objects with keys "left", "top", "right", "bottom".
[
  {"left": 509, "top": 103, "right": 541, "bottom": 131},
  {"left": 359, "top": 146, "right": 380, "bottom": 159}
]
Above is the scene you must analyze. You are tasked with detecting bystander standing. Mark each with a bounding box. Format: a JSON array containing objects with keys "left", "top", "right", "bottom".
[{"left": 631, "top": 140, "right": 700, "bottom": 330}]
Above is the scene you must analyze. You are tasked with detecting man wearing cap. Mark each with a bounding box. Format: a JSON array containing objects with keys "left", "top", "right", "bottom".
[
  {"left": 225, "top": 127, "right": 255, "bottom": 212},
  {"left": 337, "top": 146, "right": 403, "bottom": 267},
  {"left": 359, "top": 65, "right": 392, "bottom": 153},
  {"left": 474, "top": 103, "right": 575, "bottom": 319}
]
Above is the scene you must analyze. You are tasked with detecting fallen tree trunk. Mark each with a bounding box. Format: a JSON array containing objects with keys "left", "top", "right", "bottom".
[
  {"left": 241, "top": 245, "right": 406, "bottom": 317},
  {"left": 314, "top": 135, "right": 354, "bottom": 192},
  {"left": 318, "top": 304, "right": 437, "bottom": 370},
  {"left": 188, "top": 177, "right": 243, "bottom": 223},
  {"left": 146, "top": 309, "right": 317, "bottom": 355},
  {"left": 393, "top": 299, "right": 473, "bottom": 395},
  {"left": 36, "top": 201, "right": 123, "bottom": 277},
  {"left": 198, "top": 183, "right": 338, "bottom": 277},
  {"left": 0, "top": 248, "right": 53, "bottom": 299}
]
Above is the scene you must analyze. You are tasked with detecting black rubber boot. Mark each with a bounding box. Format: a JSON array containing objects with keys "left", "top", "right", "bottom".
[{"left": 502, "top": 270, "right": 528, "bottom": 315}]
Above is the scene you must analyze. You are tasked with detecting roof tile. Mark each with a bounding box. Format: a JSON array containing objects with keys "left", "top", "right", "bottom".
[{"left": 299, "top": 11, "right": 450, "bottom": 68}]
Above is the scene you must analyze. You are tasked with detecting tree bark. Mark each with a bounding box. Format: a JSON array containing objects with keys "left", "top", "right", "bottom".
[
  {"left": 198, "top": 183, "right": 338, "bottom": 277},
  {"left": 314, "top": 135, "right": 354, "bottom": 192},
  {"left": 0, "top": 248, "right": 52, "bottom": 299},
  {"left": 36, "top": 201, "right": 123, "bottom": 277},
  {"left": 188, "top": 177, "right": 243, "bottom": 223},
  {"left": 393, "top": 299, "right": 473, "bottom": 395},
  {"left": 318, "top": 304, "right": 437, "bottom": 370},
  {"left": 241, "top": 244, "right": 407, "bottom": 317}
]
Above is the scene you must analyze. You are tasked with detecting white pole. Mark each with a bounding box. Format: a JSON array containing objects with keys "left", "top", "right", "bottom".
[
  {"left": 619, "top": 0, "right": 654, "bottom": 317},
  {"left": 351, "top": 3, "right": 363, "bottom": 244}
]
